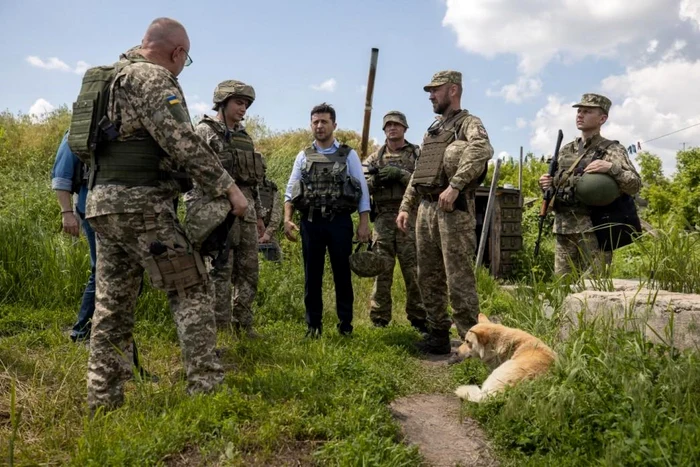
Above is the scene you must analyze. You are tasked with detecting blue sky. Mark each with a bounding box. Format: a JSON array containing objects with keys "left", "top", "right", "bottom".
[{"left": 2, "top": 0, "right": 699, "bottom": 172}]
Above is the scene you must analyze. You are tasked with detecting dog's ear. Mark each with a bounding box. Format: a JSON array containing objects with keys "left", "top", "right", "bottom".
[
  {"left": 477, "top": 313, "right": 491, "bottom": 324},
  {"left": 469, "top": 328, "right": 489, "bottom": 345}
]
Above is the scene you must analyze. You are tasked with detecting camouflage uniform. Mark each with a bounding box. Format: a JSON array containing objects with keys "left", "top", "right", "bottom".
[
  {"left": 192, "top": 115, "right": 263, "bottom": 330},
  {"left": 365, "top": 113, "right": 426, "bottom": 328},
  {"left": 401, "top": 71, "right": 493, "bottom": 341},
  {"left": 552, "top": 94, "right": 641, "bottom": 275},
  {"left": 84, "top": 48, "right": 233, "bottom": 410},
  {"left": 259, "top": 173, "right": 283, "bottom": 261}
]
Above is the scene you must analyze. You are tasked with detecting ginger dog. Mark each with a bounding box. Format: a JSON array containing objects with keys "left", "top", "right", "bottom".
[{"left": 454, "top": 314, "right": 556, "bottom": 402}]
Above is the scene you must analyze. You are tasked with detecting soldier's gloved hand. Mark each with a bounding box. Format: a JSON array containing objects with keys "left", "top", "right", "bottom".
[{"left": 378, "top": 166, "right": 404, "bottom": 182}]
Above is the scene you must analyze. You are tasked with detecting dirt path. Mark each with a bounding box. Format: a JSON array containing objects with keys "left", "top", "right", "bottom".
[
  {"left": 390, "top": 394, "right": 499, "bottom": 467},
  {"left": 389, "top": 339, "right": 499, "bottom": 467}
]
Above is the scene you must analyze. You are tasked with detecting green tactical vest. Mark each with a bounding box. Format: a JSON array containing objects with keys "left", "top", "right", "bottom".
[
  {"left": 259, "top": 178, "right": 278, "bottom": 225},
  {"left": 371, "top": 143, "right": 418, "bottom": 204},
  {"left": 290, "top": 144, "right": 362, "bottom": 215},
  {"left": 553, "top": 138, "right": 617, "bottom": 214},
  {"left": 198, "top": 116, "right": 264, "bottom": 186},
  {"left": 412, "top": 110, "right": 469, "bottom": 194}
]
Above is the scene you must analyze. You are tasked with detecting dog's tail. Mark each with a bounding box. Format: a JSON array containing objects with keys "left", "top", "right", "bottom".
[{"left": 455, "top": 385, "right": 483, "bottom": 402}]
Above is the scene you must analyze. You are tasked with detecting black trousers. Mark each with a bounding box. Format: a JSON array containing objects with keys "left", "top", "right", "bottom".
[{"left": 300, "top": 212, "right": 354, "bottom": 334}]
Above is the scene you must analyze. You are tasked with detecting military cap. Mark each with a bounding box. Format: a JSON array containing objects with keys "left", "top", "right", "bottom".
[
  {"left": 212, "top": 80, "right": 255, "bottom": 110},
  {"left": 572, "top": 93, "right": 612, "bottom": 114},
  {"left": 382, "top": 110, "right": 409, "bottom": 130},
  {"left": 423, "top": 70, "right": 462, "bottom": 91}
]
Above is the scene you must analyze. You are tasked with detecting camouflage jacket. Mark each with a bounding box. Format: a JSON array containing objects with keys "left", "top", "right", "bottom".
[
  {"left": 260, "top": 178, "right": 283, "bottom": 238},
  {"left": 400, "top": 109, "right": 493, "bottom": 213},
  {"left": 553, "top": 133, "right": 641, "bottom": 234},
  {"left": 85, "top": 49, "right": 234, "bottom": 218},
  {"left": 191, "top": 117, "right": 263, "bottom": 224}
]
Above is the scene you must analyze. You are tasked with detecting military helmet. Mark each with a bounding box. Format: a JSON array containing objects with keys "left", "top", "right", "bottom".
[
  {"left": 575, "top": 173, "right": 620, "bottom": 207},
  {"left": 184, "top": 195, "right": 235, "bottom": 256},
  {"left": 212, "top": 80, "right": 255, "bottom": 110},
  {"left": 349, "top": 242, "right": 393, "bottom": 278}
]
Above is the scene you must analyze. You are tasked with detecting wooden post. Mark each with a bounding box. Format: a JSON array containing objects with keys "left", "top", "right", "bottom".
[
  {"left": 360, "top": 48, "right": 379, "bottom": 160},
  {"left": 476, "top": 158, "right": 502, "bottom": 270},
  {"left": 518, "top": 146, "right": 523, "bottom": 207}
]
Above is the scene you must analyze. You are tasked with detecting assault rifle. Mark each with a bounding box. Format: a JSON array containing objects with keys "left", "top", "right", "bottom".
[{"left": 534, "top": 129, "right": 563, "bottom": 258}]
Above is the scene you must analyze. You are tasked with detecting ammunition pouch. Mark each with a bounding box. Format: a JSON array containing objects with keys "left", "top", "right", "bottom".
[{"left": 142, "top": 212, "right": 207, "bottom": 297}]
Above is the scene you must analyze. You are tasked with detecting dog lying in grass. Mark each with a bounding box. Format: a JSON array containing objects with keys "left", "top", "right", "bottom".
[{"left": 454, "top": 314, "right": 556, "bottom": 402}]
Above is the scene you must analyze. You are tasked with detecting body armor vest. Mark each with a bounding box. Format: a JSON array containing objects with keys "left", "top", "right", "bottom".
[
  {"left": 91, "top": 137, "right": 170, "bottom": 188},
  {"left": 259, "top": 178, "right": 277, "bottom": 225},
  {"left": 291, "top": 144, "right": 362, "bottom": 216},
  {"left": 412, "top": 110, "right": 469, "bottom": 194},
  {"left": 199, "top": 116, "right": 264, "bottom": 186},
  {"left": 553, "top": 138, "right": 617, "bottom": 214},
  {"left": 372, "top": 144, "right": 418, "bottom": 204}
]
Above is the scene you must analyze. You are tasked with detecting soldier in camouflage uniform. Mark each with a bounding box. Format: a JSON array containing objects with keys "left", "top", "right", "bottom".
[
  {"left": 397, "top": 71, "right": 493, "bottom": 355},
  {"left": 188, "top": 80, "right": 266, "bottom": 336},
  {"left": 258, "top": 155, "right": 283, "bottom": 261},
  {"left": 76, "top": 18, "right": 248, "bottom": 412},
  {"left": 539, "top": 93, "right": 641, "bottom": 275},
  {"left": 364, "top": 111, "right": 427, "bottom": 332}
]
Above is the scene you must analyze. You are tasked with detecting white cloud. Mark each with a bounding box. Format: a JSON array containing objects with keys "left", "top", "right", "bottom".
[
  {"left": 647, "top": 39, "right": 659, "bottom": 53},
  {"left": 29, "top": 98, "right": 55, "bottom": 123},
  {"left": 443, "top": 0, "right": 680, "bottom": 74},
  {"left": 310, "top": 78, "right": 337, "bottom": 92},
  {"left": 487, "top": 76, "right": 542, "bottom": 103},
  {"left": 516, "top": 117, "right": 527, "bottom": 129},
  {"left": 528, "top": 57, "right": 700, "bottom": 174},
  {"left": 497, "top": 151, "right": 510, "bottom": 160},
  {"left": 189, "top": 101, "right": 210, "bottom": 115},
  {"left": 26, "top": 55, "right": 90, "bottom": 74},
  {"left": 680, "top": 0, "right": 700, "bottom": 29}
]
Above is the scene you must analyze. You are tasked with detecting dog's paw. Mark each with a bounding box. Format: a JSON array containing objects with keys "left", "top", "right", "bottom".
[{"left": 455, "top": 385, "right": 483, "bottom": 402}]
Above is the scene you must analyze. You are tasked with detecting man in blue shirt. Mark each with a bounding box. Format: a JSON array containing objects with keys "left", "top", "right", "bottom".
[
  {"left": 51, "top": 132, "right": 95, "bottom": 342},
  {"left": 284, "top": 103, "right": 371, "bottom": 337}
]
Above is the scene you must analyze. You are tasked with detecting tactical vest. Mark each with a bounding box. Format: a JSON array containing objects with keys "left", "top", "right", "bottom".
[
  {"left": 412, "top": 110, "right": 469, "bottom": 194},
  {"left": 553, "top": 138, "right": 617, "bottom": 214},
  {"left": 290, "top": 144, "right": 362, "bottom": 216},
  {"left": 199, "top": 116, "right": 264, "bottom": 186},
  {"left": 372, "top": 144, "right": 418, "bottom": 204},
  {"left": 259, "top": 178, "right": 277, "bottom": 225},
  {"left": 68, "top": 55, "right": 180, "bottom": 188},
  {"left": 71, "top": 160, "right": 89, "bottom": 194}
]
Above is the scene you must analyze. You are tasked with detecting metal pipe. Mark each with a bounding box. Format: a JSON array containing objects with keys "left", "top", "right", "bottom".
[
  {"left": 476, "top": 158, "right": 502, "bottom": 270},
  {"left": 360, "top": 48, "right": 379, "bottom": 160}
]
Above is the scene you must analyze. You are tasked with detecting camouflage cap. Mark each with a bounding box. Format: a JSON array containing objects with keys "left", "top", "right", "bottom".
[
  {"left": 423, "top": 70, "right": 462, "bottom": 91},
  {"left": 572, "top": 93, "right": 612, "bottom": 114},
  {"left": 212, "top": 80, "right": 255, "bottom": 110},
  {"left": 382, "top": 110, "right": 408, "bottom": 130}
]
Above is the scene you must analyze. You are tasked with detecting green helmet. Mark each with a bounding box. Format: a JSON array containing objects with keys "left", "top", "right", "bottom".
[
  {"left": 349, "top": 242, "right": 393, "bottom": 278},
  {"left": 575, "top": 173, "right": 620, "bottom": 207},
  {"left": 212, "top": 80, "right": 255, "bottom": 110},
  {"left": 184, "top": 195, "right": 235, "bottom": 256}
]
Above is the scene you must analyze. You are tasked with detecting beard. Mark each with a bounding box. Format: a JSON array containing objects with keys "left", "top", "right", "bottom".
[{"left": 432, "top": 99, "right": 450, "bottom": 115}]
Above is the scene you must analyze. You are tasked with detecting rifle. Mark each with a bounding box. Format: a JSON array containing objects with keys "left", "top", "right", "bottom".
[{"left": 534, "top": 129, "right": 563, "bottom": 258}]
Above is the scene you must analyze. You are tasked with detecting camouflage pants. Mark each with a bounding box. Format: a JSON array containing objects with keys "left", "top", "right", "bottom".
[
  {"left": 88, "top": 212, "right": 222, "bottom": 411},
  {"left": 555, "top": 232, "right": 612, "bottom": 276},
  {"left": 370, "top": 209, "right": 426, "bottom": 325},
  {"left": 210, "top": 219, "right": 259, "bottom": 330},
  {"left": 415, "top": 200, "right": 479, "bottom": 338}
]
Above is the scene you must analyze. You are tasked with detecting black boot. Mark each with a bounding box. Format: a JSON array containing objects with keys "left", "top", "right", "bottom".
[
  {"left": 415, "top": 329, "right": 451, "bottom": 355},
  {"left": 410, "top": 319, "right": 429, "bottom": 336}
]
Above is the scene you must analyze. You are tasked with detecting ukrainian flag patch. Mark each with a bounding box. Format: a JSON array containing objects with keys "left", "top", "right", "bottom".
[{"left": 166, "top": 95, "right": 181, "bottom": 105}]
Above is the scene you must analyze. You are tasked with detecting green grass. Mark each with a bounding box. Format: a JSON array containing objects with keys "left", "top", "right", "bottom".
[{"left": 2, "top": 111, "right": 700, "bottom": 466}]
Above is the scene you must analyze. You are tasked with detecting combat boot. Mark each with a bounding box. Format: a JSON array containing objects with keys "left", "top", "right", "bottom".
[
  {"left": 415, "top": 329, "right": 451, "bottom": 355},
  {"left": 409, "top": 319, "right": 429, "bottom": 337}
]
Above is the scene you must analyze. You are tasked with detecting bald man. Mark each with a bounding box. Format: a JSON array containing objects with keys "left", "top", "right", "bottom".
[{"left": 70, "top": 17, "right": 248, "bottom": 412}]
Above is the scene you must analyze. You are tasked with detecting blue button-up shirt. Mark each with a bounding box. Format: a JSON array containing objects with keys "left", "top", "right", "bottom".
[
  {"left": 50, "top": 132, "right": 88, "bottom": 214},
  {"left": 284, "top": 139, "right": 370, "bottom": 213}
]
